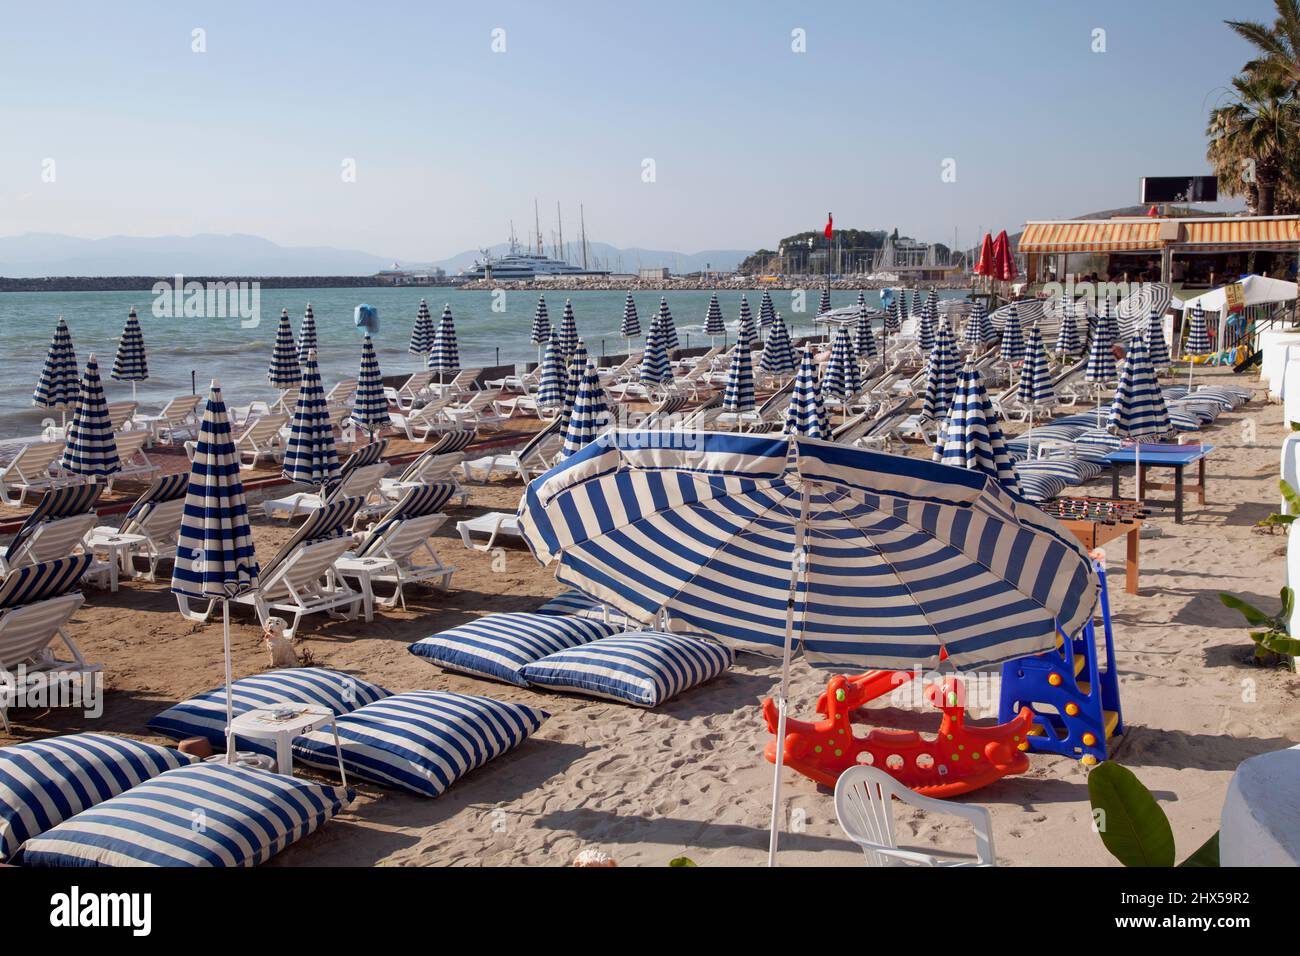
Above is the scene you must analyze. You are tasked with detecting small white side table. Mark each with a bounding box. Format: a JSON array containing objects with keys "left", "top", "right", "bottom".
[
  {"left": 335, "top": 555, "right": 396, "bottom": 622},
  {"left": 86, "top": 530, "right": 148, "bottom": 591},
  {"left": 229, "top": 704, "right": 348, "bottom": 788}
]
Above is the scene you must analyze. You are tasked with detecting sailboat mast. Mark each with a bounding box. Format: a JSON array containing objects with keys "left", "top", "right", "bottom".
[
  {"left": 580, "top": 204, "right": 589, "bottom": 271},
  {"left": 556, "top": 202, "right": 564, "bottom": 264}
]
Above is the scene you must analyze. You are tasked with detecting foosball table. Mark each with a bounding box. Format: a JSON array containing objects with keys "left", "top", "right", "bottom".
[{"left": 1037, "top": 497, "right": 1146, "bottom": 594}]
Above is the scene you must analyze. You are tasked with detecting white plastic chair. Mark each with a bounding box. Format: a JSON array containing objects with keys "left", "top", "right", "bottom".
[{"left": 833, "top": 765, "right": 996, "bottom": 867}]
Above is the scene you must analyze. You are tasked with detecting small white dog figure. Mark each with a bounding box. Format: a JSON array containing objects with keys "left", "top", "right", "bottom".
[{"left": 262, "top": 617, "right": 298, "bottom": 667}]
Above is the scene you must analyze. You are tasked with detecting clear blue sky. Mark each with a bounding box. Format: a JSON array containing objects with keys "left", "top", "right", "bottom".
[{"left": 0, "top": 0, "right": 1276, "bottom": 260}]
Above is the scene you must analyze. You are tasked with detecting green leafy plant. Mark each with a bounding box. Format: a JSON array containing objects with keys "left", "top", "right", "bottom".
[
  {"left": 1087, "top": 762, "right": 1219, "bottom": 867},
  {"left": 1255, "top": 479, "right": 1300, "bottom": 529},
  {"left": 1219, "top": 587, "right": 1300, "bottom": 668},
  {"left": 668, "top": 856, "right": 697, "bottom": 867}
]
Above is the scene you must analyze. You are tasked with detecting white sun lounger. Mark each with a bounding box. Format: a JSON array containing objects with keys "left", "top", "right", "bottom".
[
  {"left": 137, "top": 394, "right": 202, "bottom": 445},
  {"left": 462, "top": 431, "right": 562, "bottom": 483},
  {"left": 391, "top": 398, "right": 458, "bottom": 442},
  {"left": 340, "top": 483, "right": 460, "bottom": 610},
  {"left": 105, "top": 431, "right": 161, "bottom": 491},
  {"left": 234, "top": 414, "right": 290, "bottom": 470},
  {"left": 263, "top": 462, "right": 388, "bottom": 522},
  {"left": 106, "top": 401, "right": 138, "bottom": 433},
  {"left": 429, "top": 368, "right": 482, "bottom": 401},
  {"left": 444, "top": 391, "right": 508, "bottom": 431},
  {"left": 456, "top": 512, "right": 522, "bottom": 551},
  {"left": 384, "top": 371, "right": 435, "bottom": 410},
  {"left": 0, "top": 441, "right": 68, "bottom": 505},
  {"left": 0, "top": 514, "right": 97, "bottom": 575}
]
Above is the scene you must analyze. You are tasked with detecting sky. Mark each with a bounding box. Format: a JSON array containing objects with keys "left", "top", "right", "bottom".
[{"left": 0, "top": 0, "right": 1278, "bottom": 260}]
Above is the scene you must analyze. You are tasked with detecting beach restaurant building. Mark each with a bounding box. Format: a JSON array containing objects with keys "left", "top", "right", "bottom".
[{"left": 1017, "top": 215, "right": 1300, "bottom": 295}]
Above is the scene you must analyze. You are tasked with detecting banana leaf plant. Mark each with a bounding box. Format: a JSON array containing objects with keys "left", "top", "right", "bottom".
[
  {"left": 1218, "top": 587, "right": 1300, "bottom": 669},
  {"left": 1088, "top": 762, "right": 1219, "bottom": 867}
]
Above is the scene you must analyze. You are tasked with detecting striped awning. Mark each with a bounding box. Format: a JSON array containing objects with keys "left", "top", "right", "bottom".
[
  {"left": 1182, "top": 218, "right": 1300, "bottom": 250},
  {"left": 1021, "top": 217, "right": 1300, "bottom": 255},
  {"left": 1019, "top": 220, "right": 1163, "bottom": 254}
]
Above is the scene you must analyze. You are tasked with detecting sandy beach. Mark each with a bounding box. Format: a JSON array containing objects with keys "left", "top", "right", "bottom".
[{"left": 1, "top": 365, "right": 1293, "bottom": 867}]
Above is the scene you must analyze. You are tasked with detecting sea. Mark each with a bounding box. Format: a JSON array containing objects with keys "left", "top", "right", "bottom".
[{"left": 0, "top": 286, "right": 968, "bottom": 439}]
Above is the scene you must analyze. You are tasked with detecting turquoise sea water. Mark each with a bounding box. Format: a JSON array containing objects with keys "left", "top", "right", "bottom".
[{"left": 0, "top": 286, "right": 966, "bottom": 438}]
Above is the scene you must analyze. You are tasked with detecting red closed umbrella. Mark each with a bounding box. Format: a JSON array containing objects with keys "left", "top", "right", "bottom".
[{"left": 992, "top": 229, "right": 1016, "bottom": 282}]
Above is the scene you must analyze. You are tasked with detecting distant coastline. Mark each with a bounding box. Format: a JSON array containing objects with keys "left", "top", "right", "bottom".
[{"left": 0, "top": 275, "right": 463, "bottom": 293}]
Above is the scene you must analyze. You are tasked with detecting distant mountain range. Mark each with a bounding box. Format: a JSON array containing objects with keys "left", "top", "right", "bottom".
[{"left": 0, "top": 232, "right": 753, "bottom": 278}]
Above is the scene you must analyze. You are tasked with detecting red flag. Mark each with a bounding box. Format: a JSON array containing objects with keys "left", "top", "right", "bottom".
[{"left": 824, "top": 213, "right": 833, "bottom": 239}]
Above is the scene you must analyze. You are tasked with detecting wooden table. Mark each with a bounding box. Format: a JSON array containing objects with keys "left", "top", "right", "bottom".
[
  {"left": 1104, "top": 443, "right": 1213, "bottom": 523},
  {"left": 1042, "top": 498, "right": 1144, "bottom": 594}
]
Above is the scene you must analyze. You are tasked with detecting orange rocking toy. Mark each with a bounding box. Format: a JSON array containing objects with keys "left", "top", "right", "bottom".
[{"left": 762, "top": 668, "right": 1036, "bottom": 799}]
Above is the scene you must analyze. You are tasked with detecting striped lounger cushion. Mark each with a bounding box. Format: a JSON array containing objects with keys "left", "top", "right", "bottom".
[
  {"left": 535, "top": 589, "right": 629, "bottom": 625},
  {"left": 149, "top": 667, "right": 390, "bottom": 754},
  {"left": 0, "top": 734, "right": 196, "bottom": 861},
  {"left": 408, "top": 611, "right": 624, "bottom": 686},
  {"left": 292, "top": 691, "right": 548, "bottom": 797},
  {"left": 519, "top": 631, "right": 735, "bottom": 707},
  {"left": 22, "top": 763, "right": 351, "bottom": 867}
]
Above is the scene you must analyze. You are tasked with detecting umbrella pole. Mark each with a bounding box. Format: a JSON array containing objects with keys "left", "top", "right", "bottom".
[
  {"left": 223, "top": 598, "right": 235, "bottom": 766},
  {"left": 768, "top": 480, "right": 811, "bottom": 867}
]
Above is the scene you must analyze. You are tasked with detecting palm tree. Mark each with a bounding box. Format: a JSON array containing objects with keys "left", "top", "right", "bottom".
[
  {"left": 1206, "top": 71, "right": 1300, "bottom": 215},
  {"left": 1228, "top": 0, "right": 1300, "bottom": 88}
]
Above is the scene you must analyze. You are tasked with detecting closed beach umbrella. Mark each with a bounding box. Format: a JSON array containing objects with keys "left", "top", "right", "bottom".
[
  {"left": 1185, "top": 302, "right": 1210, "bottom": 391},
  {"left": 1145, "top": 307, "right": 1171, "bottom": 371},
  {"left": 559, "top": 360, "right": 609, "bottom": 459},
  {"left": 111, "top": 307, "right": 148, "bottom": 397},
  {"left": 298, "top": 304, "right": 319, "bottom": 365},
  {"left": 822, "top": 326, "right": 861, "bottom": 401},
  {"left": 1085, "top": 308, "right": 1117, "bottom": 427},
  {"left": 518, "top": 430, "right": 1098, "bottom": 863},
  {"left": 283, "top": 349, "right": 341, "bottom": 486},
  {"left": 1108, "top": 336, "right": 1172, "bottom": 502},
  {"left": 722, "top": 326, "right": 755, "bottom": 413},
  {"left": 536, "top": 329, "right": 567, "bottom": 410},
  {"left": 784, "top": 345, "right": 828, "bottom": 439},
  {"left": 268, "top": 309, "right": 300, "bottom": 389},
  {"left": 350, "top": 334, "right": 391, "bottom": 439},
  {"left": 1018, "top": 322, "right": 1056, "bottom": 453},
  {"left": 999, "top": 302, "right": 1025, "bottom": 365},
  {"left": 704, "top": 292, "right": 726, "bottom": 342},
  {"left": 1056, "top": 301, "right": 1082, "bottom": 357},
  {"left": 759, "top": 316, "right": 796, "bottom": 380},
  {"left": 531, "top": 295, "right": 552, "bottom": 347},
  {"left": 918, "top": 297, "right": 936, "bottom": 355},
  {"left": 738, "top": 295, "right": 757, "bottom": 345},
  {"left": 759, "top": 290, "right": 777, "bottom": 330},
  {"left": 655, "top": 297, "right": 680, "bottom": 353},
  {"left": 61, "top": 354, "right": 120, "bottom": 480},
  {"left": 638, "top": 319, "right": 673, "bottom": 387},
  {"left": 409, "top": 299, "right": 435, "bottom": 358},
  {"left": 855, "top": 299, "right": 877, "bottom": 359},
  {"left": 171, "top": 380, "right": 261, "bottom": 762},
  {"left": 817, "top": 287, "right": 832, "bottom": 317},
  {"left": 884, "top": 299, "right": 901, "bottom": 335},
  {"left": 33, "top": 316, "right": 80, "bottom": 418},
  {"left": 921, "top": 321, "right": 959, "bottom": 421},
  {"left": 975, "top": 233, "right": 996, "bottom": 277},
  {"left": 964, "top": 300, "right": 994, "bottom": 350},
  {"left": 619, "top": 293, "right": 640, "bottom": 348},
  {"left": 558, "top": 299, "right": 580, "bottom": 360},
  {"left": 562, "top": 340, "right": 590, "bottom": 419},
  {"left": 428, "top": 303, "right": 460, "bottom": 381},
  {"left": 910, "top": 288, "right": 923, "bottom": 319},
  {"left": 934, "top": 363, "right": 1021, "bottom": 494}
]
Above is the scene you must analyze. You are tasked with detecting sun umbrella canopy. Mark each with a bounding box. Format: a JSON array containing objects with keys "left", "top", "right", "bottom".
[
  {"left": 558, "top": 300, "right": 580, "bottom": 359},
  {"left": 350, "top": 334, "right": 391, "bottom": 437},
  {"left": 655, "top": 297, "right": 679, "bottom": 352},
  {"left": 531, "top": 295, "right": 552, "bottom": 347},
  {"left": 428, "top": 304, "right": 460, "bottom": 375},
  {"left": 33, "top": 317, "right": 80, "bottom": 410},
  {"left": 111, "top": 308, "right": 148, "bottom": 383},
  {"left": 759, "top": 290, "right": 777, "bottom": 329},
  {"left": 298, "top": 304, "right": 319, "bottom": 364},
  {"left": 817, "top": 287, "right": 832, "bottom": 317},
  {"left": 536, "top": 329, "right": 567, "bottom": 409},
  {"left": 1056, "top": 301, "right": 1082, "bottom": 356},
  {"left": 704, "top": 293, "right": 726, "bottom": 337},
  {"left": 619, "top": 293, "right": 640, "bottom": 340},
  {"left": 921, "top": 321, "right": 959, "bottom": 421},
  {"left": 268, "top": 309, "right": 300, "bottom": 389},
  {"left": 283, "top": 349, "right": 341, "bottom": 485},
  {"left": 1018, "top": 323, "right": 1055, "bottom": 407},
  {"left": 822, "top": 326, "right": 861, "bottom": 401},
  {"left": 855, "top": 305, "right": 878, "bottom": 359},
  {"left": 722, "top": 326, "right": 756, "bottom": 413},
  {"left": 560, "top": 360, "right": 609, "bottom": 459},
  {"left": 518, "top": 431, "right": 1098, "bottom": 670},
  {"left": 410, "top": 299, "right": 435, "bottom": 356},
  {"left": 934, "top": 364, "right": 1020, "bottom": 494},
  {"left": 1145, "top": 307, "right": 1171, "bottom": 369},
  {"left": 638, "top": 319, "right": 673, "bottom": 386},
  {"left": 992, "top": 230, "right": 1016, "bottom": 281},
  {"left": 883, "top": 300, "right": 902, "bottom": 335},
  {"left": 61, "top": 354, "right": 120, "bottom": 479},
  {"left": 999, "top": 302, "right": 1025, "bottom": 364},
  {"left": 1108, "top": 336, "right": 1171, "bottom": 440},
  {"left": 760, "top": 317, "right": 796, "bottom": 378},
  {"left": 1186, "top": 303, "right": 1211, "bottom": 356},
  {"left": 738, "top": 295, "right": 757, "bottom": 344},
  {"left": 918, "top": 298, "right": 936, "bottom": 355},
  {"left": 1085, "top": 310, "right": 1117, "bottom": 384},
  {"left": 562, "top": 340, "right": 590, "bottom": 419},
  {"left": 784, "top": 346, "right": 828, "bottom": 439},
  {"left": 963, "top": 301, "right": 994, "bottom": 348},
  {"left": 975, "top": 233, "right": 996, "bottom": 277}
]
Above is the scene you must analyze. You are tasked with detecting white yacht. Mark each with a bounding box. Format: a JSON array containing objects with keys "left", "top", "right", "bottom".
[{"left": 459, "top": 240, "right": 604, "bottom": 280}]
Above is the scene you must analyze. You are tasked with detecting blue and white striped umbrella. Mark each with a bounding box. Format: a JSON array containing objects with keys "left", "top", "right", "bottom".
[
  {"left": 999, "top": 302, "right": 1025, "bottom": 364},
  {"left": 1056, "top": 301, "right": 1082, "bottom": 356},
  {"left": 33, "top": 317, "right": 80, "bottom": 411},
  {"left": 61, "top": 354, "right": 120, "bottom": 479},
  {"left": 738, "top": 294, "right": 757, "bottom": 344},
  {"left": 722, "top": 326, "right": 756, "bottom": 413},
  {"left": 560, "top": 360, "right": 609, "bottom": 459},
  {"left": 924, "top": 289, "right": 939, "bottom": 321},
  {"left": 558, "top": 299, "right": 580, "bottom": 360},
  {"left": 934, "top": 364, "right": 1020, "bottom": 494},
  {"left": 784, "top": 345, "right": 828, "bottom": 439},
  {"left": 759, "top": 289, "right": 777, "bottom": 329},
  {"left": 562, "top": 340, "right": 590, "bottom": 419},
  {"left": 655, "top": 297, "right": 679, "bottom": 352},
  {"left": 638, "top": 318, "right": 673, "bottom": 386},
  {"left": 428, "top": 303, "right": 460, "bottom": 377},
  {"left": 1145, "top": 307, "right": 1171, "bottom": 369},
  {"left": 917, "top": 298, "right": 936, "bottom": 354},
  {"left": 1186, "top": 303, "right": 1211, "bottom": 356},
  {"left": 822, "top": 326, "right": 861, "bottom": 401},
  {"left": 531, "top": 295, "right": 552, "bottom": 348},
  {"left": 1106, "top": 300, "right": 1122, "bottom": 345},
  {"left": 283, "top": 349, "right": 341, "bottom": 486},
  {"left": 910, "top": 288, "right": 923, "bottom": 319},
  {"left": 920, "top": 321, "right": 959, "bottom": 421},
  {"left": 536, "top": 328, "right": 567, "bottom": 409},
  {"left": 704, "top": 292, "right": 726, "bottom": 338},
  {"left": 111, "top": 307, "right": 148, "bottom": 385},
  {"left": 884, "top": 300, "right": 902, "bottom": 335},
  {"left": 619, "top": 293, "right": 640, "bottom": 341},
  {"left": 1018, "top": 323, "right": 1055, "bottom": 407},
  {"left": 759, "top": 317, "right": 797, "bottom": 378},
  {"left": 409, "top": 299, "right": 435, "bottom": 356},
  {"left": 350, "top": 334, "right": 391, "bottom": 438},
  {"left": 297, "top": 304, "right": 319, "bottom": 365},
  {"left": 1085, "top": 309, "right": 1117, "bottom": 384},
  {"left": 963, "top": 300, "right": 995, "bottom": 348},
  {"left": 268, "top": 309, "right": 300, "bottom": 389},
  {"left": 855, "top": 299, "right": 877, "bottom": 359},
  {"left": 817, "top": 287, "right": 832, "bottom": 317},
  {"left": 1108, "top": 336, "right": 1171, "bottom": 442}
]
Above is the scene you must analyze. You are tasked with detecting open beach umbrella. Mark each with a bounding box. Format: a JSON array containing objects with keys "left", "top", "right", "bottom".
[
  {"left": 111, "top": 307, "right": 148, "bottom": 397},
  {"left": 619, "top": 292, "right": 640, "bottom": 351},
  {"left": 638, "top": 318, "right": 673, "bottom": 387},
  {"left": 934, "top": 363, "right": 1021, "bottom": 494},
  {"left": 1056, "top": 301, "right": 1082, "bottom": 357},
  {"left": 1145, "top": 306, "right": 1171, "bottom": 372},
  {"left": 61, "top": 354, "right": 120, "bottom": 480},
  {"left": 1185, "top": 303, "right": 1210, "bottom": 391},
  {"left": 759, "top": 316, "right": 796, "bottom": 380},
  {"left": 409, "top": 299, "right": 435, "bottom": 359},
  {"left": 428, "top": 303, "right": 460, "bottom": 382},
  {"left": 655, "top": 297, "right": 680, "bottom": 353},
  {"left": 559, "top": 360, "right": 609, "bottom": 460},
  {"left": 298, "top": 304, "right": 319, "bottom": 365},
  {"left": 1108, "top": 336, "right": 1172, "bottom": 502},
  {"left": 920, "top": 321, "right": 959, "bottom": 421},
  {"left": 784, "top": 345, "right": 828, "bottom": 439},
  {"left": 759, "top": 290, "right": 777, "bottom": 330},
  {"left": 722, "top": 326, "right": 755, "bottom": 413},
  {"left": 517, "top": 430, "right": 1098, "bottom": 864},
  {"left": 268, "top": 309, "right": 300, "bottom": 389},
  {"left": 1017, "top": 322, "right": 1056, "bottom": 455},
  {"left": 822, "top": 326, "right": 861, "bottom": 401},
  {"left": 283, "top": 349, "right": 341, "bottom": 486},
  {"left": 738, "top": 295, "right": 757, "bottom": 345},
  {"left": 999, "top": 302, "right": 1025, "bottom": 365},
  {"left": 350, "top": 334, "right": 391, "bottom": 440},
  {"left": 536, "top": 328, "right": 567, "bottom": 410},
  {"left": 855, "top": 305, "right": 878, "bottom": 360},
  {"left": 171, "top": 380, "right": 260, "bottom": 763},
  {"left": 558, "top": 299, "right": 580, "bottom": 360},
  {"left": 704, "top": 292, "right": 726, "bottom": 344},
  {"left": 33, "top": 317, "right": 80, "bottom": 420}
]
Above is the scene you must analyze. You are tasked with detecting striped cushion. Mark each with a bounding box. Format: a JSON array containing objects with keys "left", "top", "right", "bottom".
[
  {"left": 0, "top": 734, "right": 196, "bottom": 861},
  {"left": 292, "top": 691, "right": 548, "bottom": 797},
  {"left": 408, "top": 611, "right": 624, "bottom": 686},
  {"left": 520, "top": 631, "right": 735, "bottom": 707},
  {"left": 22, "top": 763, "right": 350, "bottom": 867},
  {"left": 149, "top": 668, "right": 390, "bottom": 753},
  {"left": 1015, "top": 472, "right": 1068, "bottom": 503},
  {"left": 535, "top": 589, "right": 630, "bottom": 625}
]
